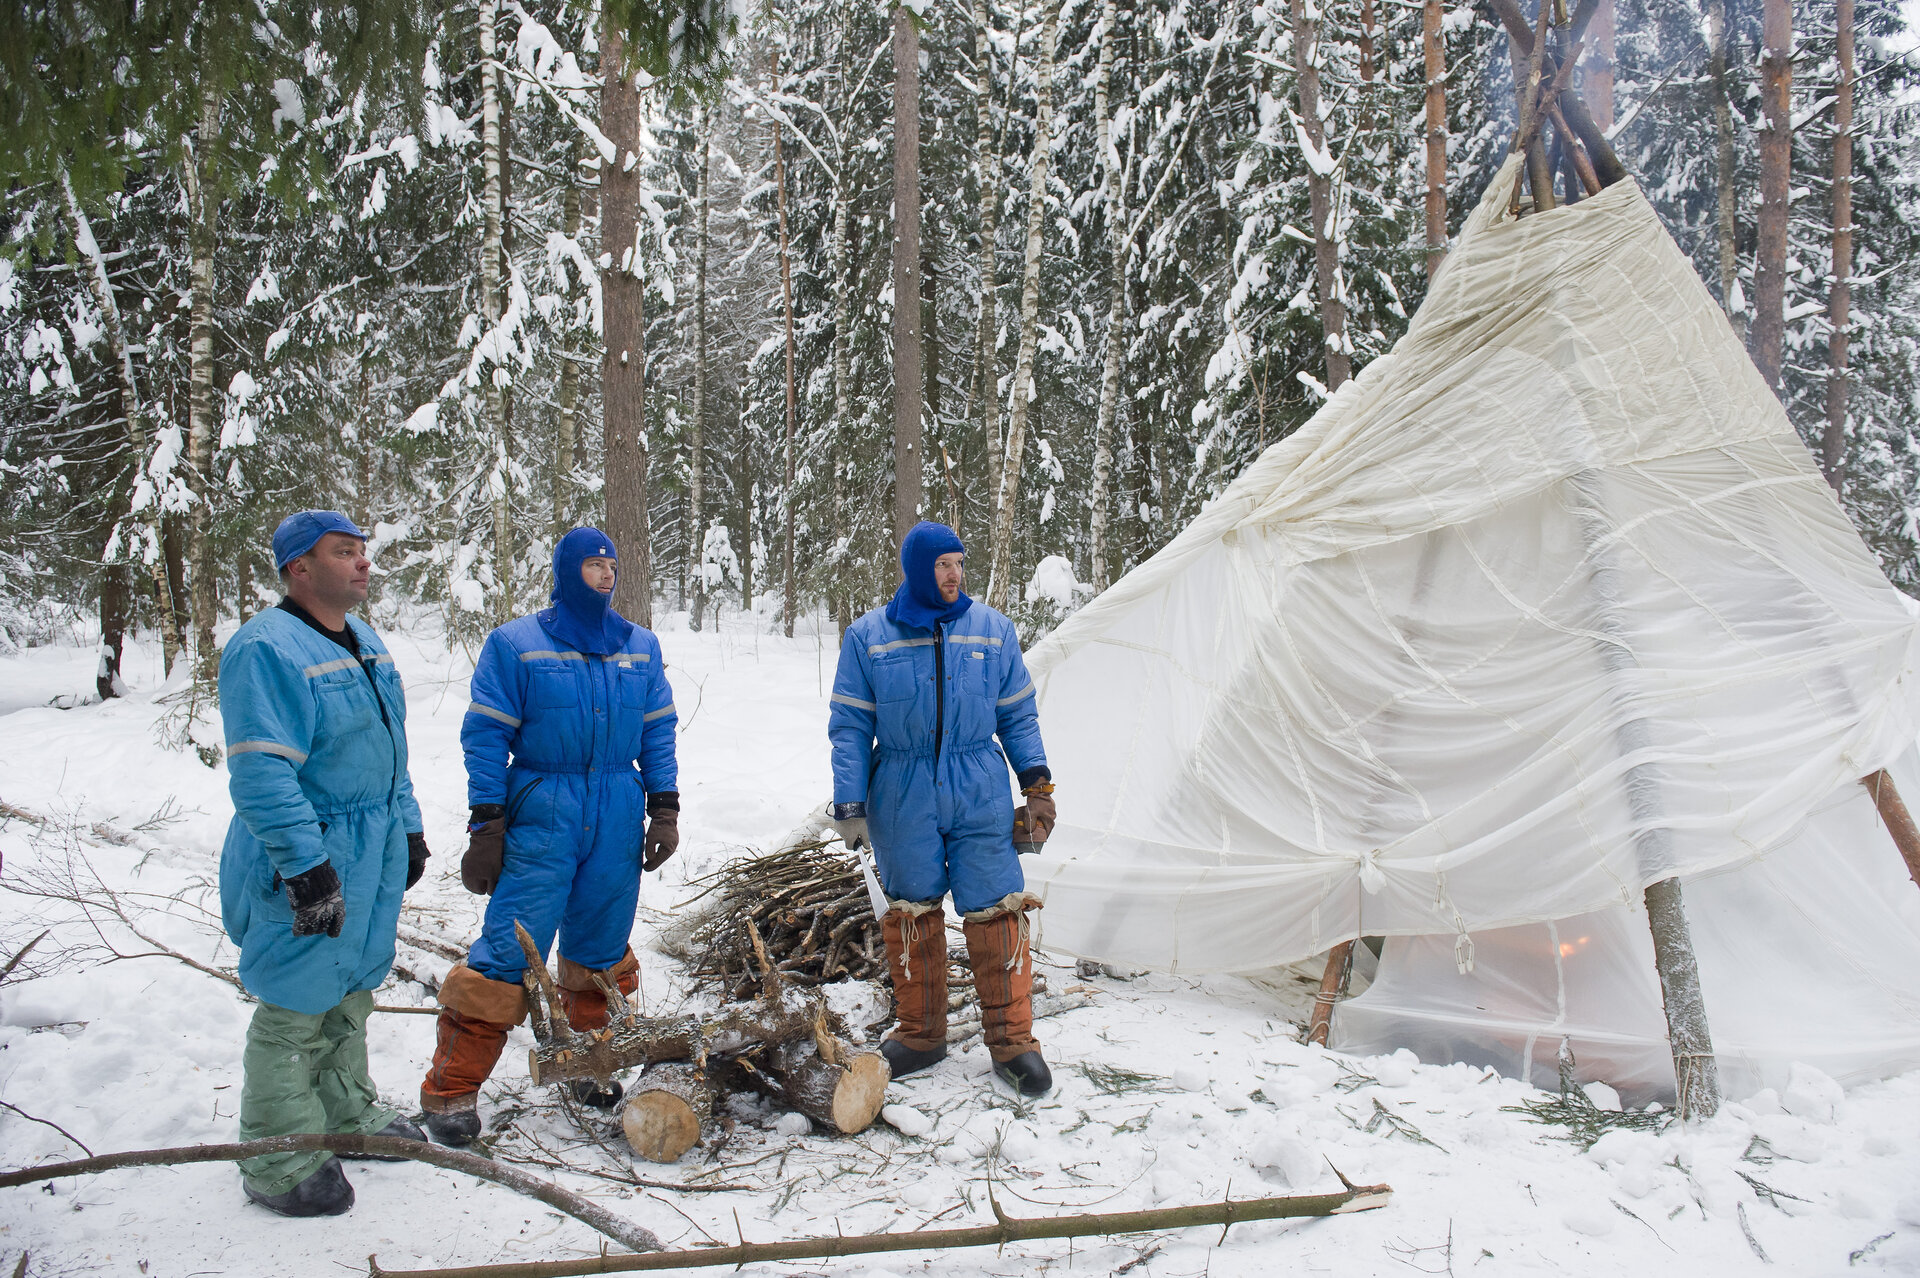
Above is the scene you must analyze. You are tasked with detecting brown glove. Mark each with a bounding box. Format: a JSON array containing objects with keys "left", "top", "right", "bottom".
[
  {"left": 462, "top": 810, "right": 506, "bottom": 895},
  {"left": 1013, "top": 783, "right": 1057, "bottom": 845},
  {"left": 643, "top": 809, "right": 680, "bottom": 871}
]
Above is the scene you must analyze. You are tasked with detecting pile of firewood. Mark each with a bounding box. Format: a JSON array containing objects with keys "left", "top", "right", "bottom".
[
  {"left": 514, "top": 923, "right": 890, "bottom": 1163},
  {"left": 661, "top": 839, "right": 886, "bottom": 1000}
]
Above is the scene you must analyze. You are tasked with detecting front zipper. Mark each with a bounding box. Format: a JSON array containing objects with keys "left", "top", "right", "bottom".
[{"left": 933, "top": 622, "right": 945, "bottom": 767}]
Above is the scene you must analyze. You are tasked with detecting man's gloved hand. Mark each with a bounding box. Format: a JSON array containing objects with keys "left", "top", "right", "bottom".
[
  {"left": 462, "top": 804, "right": 506, "bottom": 896},
  {"left": 406, "top": 832, "right": 431, "bottom": 889},
  {"left": 643, "top": 809, "right": 680, "bottom": 871},
  {"left": 284, "top": 862, "right": 345, "bottom": 939},
  {"left": 830, "top": 802, "right": 870, "bottom": 853},
  {"left": 1013, "top": 781, "right": 1057, "bottom": 847}
]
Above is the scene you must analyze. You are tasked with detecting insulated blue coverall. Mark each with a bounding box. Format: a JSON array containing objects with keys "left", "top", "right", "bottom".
[
  {"left": 460, "top": 614, "right": 678, "bottom": 982},
  {"left": 828, "top": 601, "right": 1048, "bottom": 913}
]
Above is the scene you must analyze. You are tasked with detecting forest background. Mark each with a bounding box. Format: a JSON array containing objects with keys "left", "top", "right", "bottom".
[{"left": 3, "top": 0, "right": 1916, "bottom": 720}]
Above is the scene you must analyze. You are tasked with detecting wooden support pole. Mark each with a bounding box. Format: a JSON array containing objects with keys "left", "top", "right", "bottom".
[
  {"left": 1862, "top": 770, "right": 1920, "bottom": 889},
  {"left": 1308, "top": 941, "right": 1355, "bottom": 1046},
  {"left": 365, "top": 1176, "right": 1394, "bottom": 1278}
]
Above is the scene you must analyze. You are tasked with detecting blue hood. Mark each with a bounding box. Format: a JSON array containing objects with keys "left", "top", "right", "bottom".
[
  {"left": 885, "top": 521, "right": 972, "bottom": 632},
  {"left": 539, "top": 527, "right": 628, "bottom": 654}
]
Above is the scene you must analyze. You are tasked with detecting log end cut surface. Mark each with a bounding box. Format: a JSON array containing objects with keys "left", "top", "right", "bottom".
[
  {"left": 623, "top": 1091, "right": 702, "bottom": 1163},
  {"left": 830, "top": 1051, "right": 890, "bottom": 1134}
]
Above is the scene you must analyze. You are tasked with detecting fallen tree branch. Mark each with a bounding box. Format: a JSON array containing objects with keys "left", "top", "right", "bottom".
[
  {"left": 365, "top": 1174, "right": 1392, "bottom": 1277},
  {"left": 0, "top": 1133, "right": 661, "bottom": 1253}
]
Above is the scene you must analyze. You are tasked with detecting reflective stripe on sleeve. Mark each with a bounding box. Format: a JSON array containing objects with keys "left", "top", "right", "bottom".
[
  {"left": 831, "top": 692, "right": 878, "bottom": 711},
  {"left": 467, "top": 701, "right": 522, "bottom": 728},
  {"left": 518, "top": 650, "right": 588, "bottom": 662},
  {"left": 642, "top": 704, "right": 676, "bottom": 722},
  {"left": 867, "top": 637, "right": 935, "bottom": 655},
  {"left": 229, "top": 740, "right": 310, "bottom": 765},
  {"left": 997, "top": 682, "right": 1036, "bottom": 707},
  {"left": 303, "top": 657, "right": 359, "bottom": 678}
]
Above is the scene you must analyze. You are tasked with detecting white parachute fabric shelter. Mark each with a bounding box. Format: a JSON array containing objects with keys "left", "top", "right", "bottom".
[{"left": 1021, "top": 155, "right": 1920, "bottom": 994}]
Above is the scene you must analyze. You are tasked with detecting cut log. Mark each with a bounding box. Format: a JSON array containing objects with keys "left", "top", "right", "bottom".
[
  {"left": 528, "top": 1013, "right": 702, "bottom": 1088},
  {"left": 768, "top": 1036, "right": 890, "bottom": 1135},
  {"left": 623, "top": 1062, "right": 716, "bottom": 1163}
]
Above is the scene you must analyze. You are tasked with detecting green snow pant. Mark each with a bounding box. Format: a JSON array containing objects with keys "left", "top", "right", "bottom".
[{"left": 237, "top": 989, "right": 397, "bottom": 1195}]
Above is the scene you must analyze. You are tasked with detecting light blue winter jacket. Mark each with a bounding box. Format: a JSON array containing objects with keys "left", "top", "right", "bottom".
[{"left": 218, "top": 607, "right": 422, "bottom": 1014}]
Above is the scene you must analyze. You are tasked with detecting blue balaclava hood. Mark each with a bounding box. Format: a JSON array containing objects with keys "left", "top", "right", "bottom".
[
  {"left": 540, "top": 527, "right": 628, "bottom": 654},
  {"left": 885, "top": 521, "right": 972, "bottom": 631}
]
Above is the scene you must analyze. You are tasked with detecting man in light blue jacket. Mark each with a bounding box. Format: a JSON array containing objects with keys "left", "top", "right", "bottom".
[
  {"left": 219, "top": 511, "right": 430, "bottom": 1218},
  {"left": 828, "top": 521, "right": 1057, "bottom": 1096},
  {"left": 419, "top": 527, "right": 679, "bottom": 1146}
]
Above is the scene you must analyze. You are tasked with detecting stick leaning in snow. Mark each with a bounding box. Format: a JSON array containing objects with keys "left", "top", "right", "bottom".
[{"left": 363, "top": 1171, "right": 1392, "bottom": 1278}]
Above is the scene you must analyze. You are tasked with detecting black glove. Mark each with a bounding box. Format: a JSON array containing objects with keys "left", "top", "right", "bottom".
[
  {"left": 406, "top": 832, "right": 431, "bottom": 889},
  {"left": 284, "top": 862, "right": 344, "bottom": 939},
  {"left": 643, "top": 795, "right": 680, "bottom": 871},
  {"left": 463, "top": 804, "right": 506, "bottom": 896}
]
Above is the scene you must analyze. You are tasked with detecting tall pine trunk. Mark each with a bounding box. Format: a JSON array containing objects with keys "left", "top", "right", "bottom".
[
  {"left": 831, "top": 64, "right": 856, "bottom": 634},
  {"left": 891, "top": 3, "right": 924, "bottom": 550},
  {"left": 689, "top": 121, "right": 711, "bottom": 629},
  {"left": 59, "top": 171, "right": 180, "bottom": 687},
  {"left": 1290, "top": 0, "right": 1350, "bottom": 390},
  {"left": 777, "top": 117, "right": 798, "bottom": 637},
  {"left": 986, "top": 5, "right": 1059, "bottom": 610},
  {"left": 481, "top": 0, "right": 512, "bottom": 618},
  {"left": 600, "top": 15, "right": 652, "bottom": 625},
  {"left": 1753, "top": 0, "right": 1793, "bottom": 391},
  {"left": 556, "top": 134, "right": 582, "bottom": 542},
  {"left": 1087, "top": 0, "right": 1125, "bottom": 591},
  {"left": 1423, "top": 0, "right": 1447, "bottom": 279},
  {"left": 1824, "top": 0, "right": 1854, "bottom": 490},
  {"left": 184, "top": 75, "right": 220, "bottom": 686}
]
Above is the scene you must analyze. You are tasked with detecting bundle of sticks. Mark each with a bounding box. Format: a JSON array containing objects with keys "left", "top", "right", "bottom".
[{"left": 661, "top": 839, "right": 886, "bottom": 999}]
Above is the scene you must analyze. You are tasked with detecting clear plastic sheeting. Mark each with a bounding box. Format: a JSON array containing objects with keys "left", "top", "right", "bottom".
[
  {"left": 1333, "top": 754, "right": 1920, "bottom": 1103},
  {"left": 1022, "top": 154, "right": 1920, "bottom": 977}
]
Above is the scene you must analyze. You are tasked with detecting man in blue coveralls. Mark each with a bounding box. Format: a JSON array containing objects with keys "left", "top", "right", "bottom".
[
  {"left": 828, "top": 521, "right": 1058, "bottom": 1096},
  {"left": 419, "top": 528, "right": 679, "bottom": 1146},
  {"left": 219, "top": 511, "right": 431, "bottom": 1217}
]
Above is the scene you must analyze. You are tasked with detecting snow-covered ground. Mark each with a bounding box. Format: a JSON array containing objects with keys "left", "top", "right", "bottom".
[{"left": 3, "top": 611, "right": 1918, "bottom": 1276}]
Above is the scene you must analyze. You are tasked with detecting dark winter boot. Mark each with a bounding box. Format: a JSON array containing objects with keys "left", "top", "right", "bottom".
[
  {"left": 420, "top": 964, "right": 526, "bottom": 1147},
  {"left": 245, "top": 1156, "right": 354, "bottom": 1218},
  {"left": 568, "top": 1078, "right": 626, "bottom": 1110},
  {"left": 880, "top": 902, "right": 949, "bottom": 1079},
  {"left": 963, "top": 893, "right": 1051, "bottom": 1096},
  {"left": 340, "top": 1114, "right": 430, "bottom": 1161}
]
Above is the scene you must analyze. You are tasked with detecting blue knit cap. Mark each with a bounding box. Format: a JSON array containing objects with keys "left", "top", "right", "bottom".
[
  {"left": 885, "top": 521, "right": 972, "bottom": 631},
  {"left": 272, "top": 510, "right": 366, "bottom": 571},
  {"left": 539, "top": 527, "right": 627, "bottom": 654}
]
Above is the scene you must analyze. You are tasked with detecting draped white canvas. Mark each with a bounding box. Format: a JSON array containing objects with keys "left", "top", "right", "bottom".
[{"left": 1022, "top": 155, "right": 1920, "bottom": 983}]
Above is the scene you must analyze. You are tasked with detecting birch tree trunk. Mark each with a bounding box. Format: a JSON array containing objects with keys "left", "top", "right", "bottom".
[
  {"left": 1582, "top": 0, "right": 1615, "bottom": 130},
  {"left": 965, "top": 0, "right": 1003, "bottom": 548},
  {"left": 184, "top": 76, "right": 220, "bottom": 686},
  {"left": 480, "top": 0, "right": 512, "bottom": 618},
  {"left": 1290, "top": 0, "right": 1350, "bottom": 390},
  {"left": 891, "top": 2, "right": 924, "bottom": 550},
  {"left": 689, "top": 121, "right": 710, "bottom": 629},
  {"left": 556, "top": 135, "right": 582, "bottom": 543},
  {"left": 1824, "top": 0, "right": 1853, "bottom": 490},
  {"left": 59, "top": 171, "right": 182, "bottom": 685},
  {"left": 601, "top": 15, "right": 653, "bottom": 625},
  {"left": 1707, "top": 0, "right": 1739, "bottom": 323},
  {"left": 1753, "top": 0, "right": 1793, "bottom": 391},
  {"left": 1087, "top": 0, "right": 1124, "bottom": 592},
  {"left": 986, "top": 5, "right": 1059, "bottom": 610},
  {"left": 1423, "top": 0, "right": 1448, "bottom": 279},
  {"left": 777, "top": 117, "right": 798, "bottom": 637}
]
